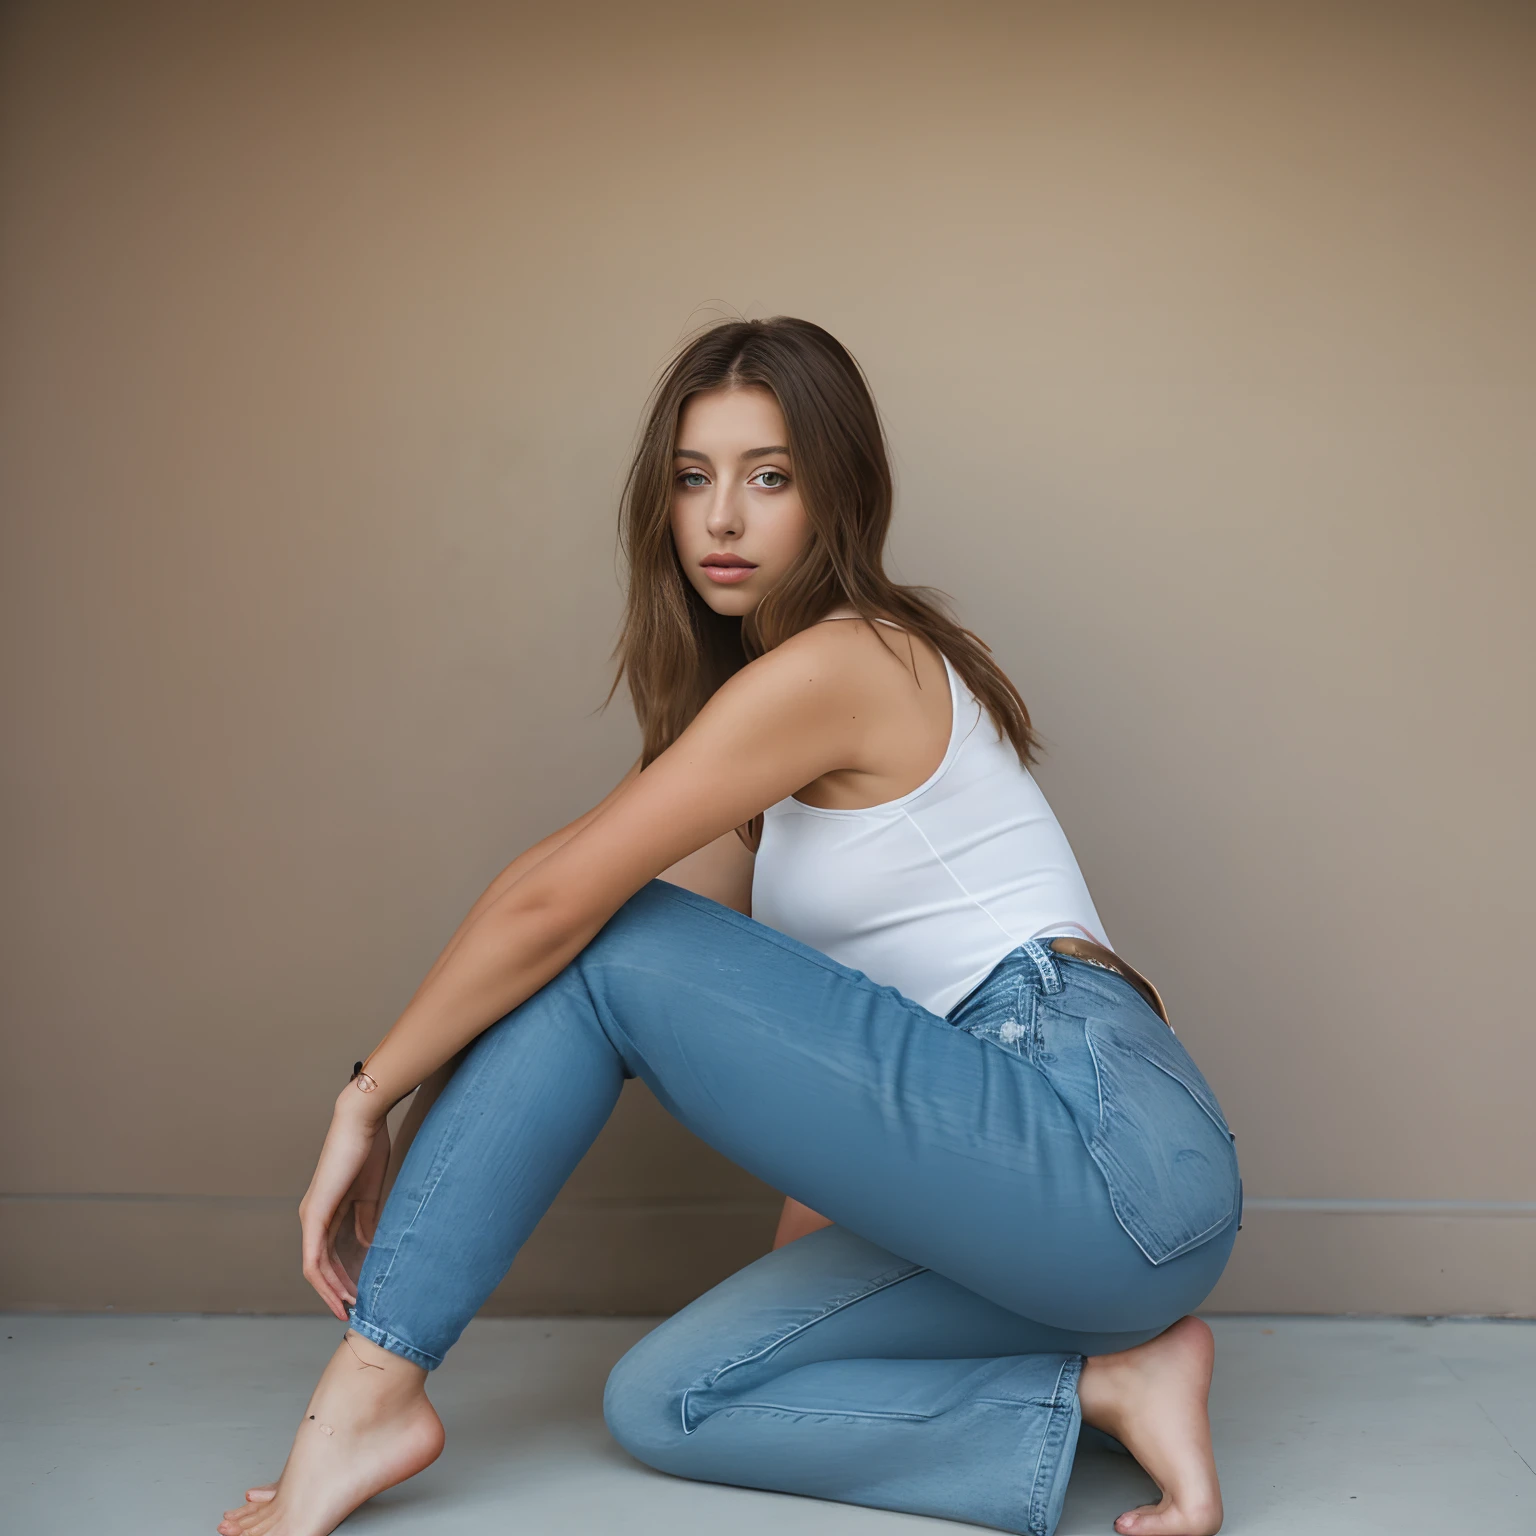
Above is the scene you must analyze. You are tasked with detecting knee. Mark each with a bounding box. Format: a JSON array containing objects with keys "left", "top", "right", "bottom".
[
  {"left": 603, "top": 1328, "right": 691, "bottom": 1472},
  {"left": 580, "top": 881, "right": 713, "bottom": 974}
]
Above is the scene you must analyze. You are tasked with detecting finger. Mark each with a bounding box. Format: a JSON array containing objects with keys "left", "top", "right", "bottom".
[
  {"left": 302, "top": 1230, "right": 350, "bottom": 1320},
  {"left": 301, "top": 1212, "right": 346, "bottom": 1308},
  {"left": 304, "top": 1265, "right": 348, "bottom": 1321},
  {"left": 321, "top": 1206, "right": 360, "bottom": 1307},
  {"left": 296, "top": 1112, "right": 383, "bottom": 1316},
  {"left": 301, "top": 1212, "right": 353, "bottom": 1314},
  {"left": 300, "top": 1207, "right": 350, "bottom": 1314},
  {"left": 310, "top": 1244, "right": 352, "bottom": 1318},
  {"left": 317, "top": 1232, "right": 355, "bottom": 1306}
]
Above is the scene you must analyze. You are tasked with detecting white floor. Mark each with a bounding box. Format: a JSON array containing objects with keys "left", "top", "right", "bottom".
[{"left": 2, "top": 1314, "right": 1532, "bottom": 1534}]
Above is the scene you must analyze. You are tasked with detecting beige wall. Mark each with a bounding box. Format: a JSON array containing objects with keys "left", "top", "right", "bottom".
[{"left": 2, "top": 1, "right": 1532, "bottom": 1317}]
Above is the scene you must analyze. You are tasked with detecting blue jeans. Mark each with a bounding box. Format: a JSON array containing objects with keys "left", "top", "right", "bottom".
[{"left": 350, "top": 880, "right": 1241, "bottom": 1536}]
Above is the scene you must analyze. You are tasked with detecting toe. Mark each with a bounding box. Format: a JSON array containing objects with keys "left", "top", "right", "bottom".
[
  {"left": 218, "top": 1503, "right": 257, "bottom": 1534},
  {"left": 244, "top": 1485, "right": 277, "bottom": 1503},
  {"left": 247, "top": 1506, "right": 281, "bottom": 1536}
]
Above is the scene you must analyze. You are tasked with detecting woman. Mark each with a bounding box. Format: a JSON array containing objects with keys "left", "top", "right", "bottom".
[{"left": 219, "top": 317, "right": 1240, "bottom": 1536}]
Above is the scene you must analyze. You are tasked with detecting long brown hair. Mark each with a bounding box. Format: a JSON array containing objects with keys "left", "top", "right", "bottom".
[{"left": 609, "top": 316, "right": 1039, "bottom": 770}]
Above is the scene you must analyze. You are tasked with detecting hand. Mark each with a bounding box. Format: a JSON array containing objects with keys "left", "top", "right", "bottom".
[{"left": 298, "top": 1088, "right": 392, "bottom": 1320}]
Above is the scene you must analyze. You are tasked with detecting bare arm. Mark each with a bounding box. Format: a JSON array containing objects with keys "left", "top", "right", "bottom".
[
  {"left": 369, "top": 776, "right": 752, "bottom": 1239},
  {"left": 303, "top": 633, "right": 869, "bottom": 1315},
  {"left": 406, "top": 756, "right": 643, "bottom": 1005},
  {"left": 350, "top": 639, "right": 862, "bottom": 1104},
  {"left": 303, "top": 635, "right": 866, "bottom": 1314},
  {"left": 377, "top": 820, "right": 751, "bottom": 1209},
  {"left": 354, "top": 760, "right": 642, "bottom": 1241}
]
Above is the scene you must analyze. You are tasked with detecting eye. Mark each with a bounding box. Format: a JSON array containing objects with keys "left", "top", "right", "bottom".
[
  {"left": 750, "top": 468, "right": 790, "bottom": 489},
  {"left": 676, "top": 469, "right": 711, "bottom": 489}
]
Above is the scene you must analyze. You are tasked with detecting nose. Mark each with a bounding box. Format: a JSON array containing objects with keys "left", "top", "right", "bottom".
[{"left": 704, "top": 484, "right": 743, "bottom": 541}]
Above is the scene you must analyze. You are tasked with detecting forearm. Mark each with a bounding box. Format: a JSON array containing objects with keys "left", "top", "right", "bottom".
[
  {"left": 356, "top": 888, "right": 596, "bottom": 1107},
  {"left": 406, "top": 761, "right": 640, "bottom": 1005},
  {"left": 407, "top": 826, "right": 588, "bottom": 1004}
]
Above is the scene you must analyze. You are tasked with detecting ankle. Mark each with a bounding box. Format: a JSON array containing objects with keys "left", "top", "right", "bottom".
[
  {"left": 307, "top": 1333, "right": 430, "bottom": 1420},
  {"left": 1078, "top": 1353, "right": 1128, "bottom": 1435}
]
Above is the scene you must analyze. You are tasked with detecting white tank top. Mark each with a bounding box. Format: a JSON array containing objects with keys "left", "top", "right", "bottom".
[{"left": 750, "top": 621, "right": 1110, "bottom": 1018}]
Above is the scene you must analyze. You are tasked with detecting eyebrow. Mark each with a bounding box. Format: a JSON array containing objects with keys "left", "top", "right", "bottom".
[{"left": 673, "top": 445, "right": 791, "bottom": 461}]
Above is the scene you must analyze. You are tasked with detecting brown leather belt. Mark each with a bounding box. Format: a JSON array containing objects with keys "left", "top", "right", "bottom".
[{"left": 1046, "top": 936, "right": 1171, "bottom": 1028}]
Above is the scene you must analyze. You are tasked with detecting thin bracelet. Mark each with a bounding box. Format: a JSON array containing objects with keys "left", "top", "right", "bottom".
[{"left": 350, "top": 1060, "right": 379, "bottom": 1094}]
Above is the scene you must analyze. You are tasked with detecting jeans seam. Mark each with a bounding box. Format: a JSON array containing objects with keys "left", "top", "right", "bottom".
[
  {"left": 1084, "top": 1012, "right": 1108, "bottom": 1134},
  {"left": 710, "top": 1401, "right": 937, "bottom": 1425},
  {"left": 357, "top": 1039, "right": 494, "bottom": 1320},
  {"left": 716, "top": 1386, "right": 1073, "bottom": 1427},
  {"left": 1026, "top": 1354, "right": 1083, "bottom": 1536},
  {"left": 680, "top": 1260, "right": 928, "bottom": 1435}
]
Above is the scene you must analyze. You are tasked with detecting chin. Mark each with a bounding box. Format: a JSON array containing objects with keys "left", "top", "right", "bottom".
[{"left": 693, "top": 584, "right": 762, "bottom": 618}]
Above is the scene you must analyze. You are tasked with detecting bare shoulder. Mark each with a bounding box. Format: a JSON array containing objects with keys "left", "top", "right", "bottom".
[
  {"left": 526, "top": 623, "right": 876, "bottom": 904},
  {"left": 691, "top": 623, "right": 872, "bottom": 755},
  {"left": 730, "top": 617, "right": 942, "bottom": 706},
  {"left": 710, "top": 621, "right": 869, "bottom": 719},
  {"left": 783, "top": 616, "right": 947, "bottom": 704},
  {"left": 752, "top": 618, "right": 954, "bottom": 812},
  {"left": 514, "top": 616, "right": 951, "bottom": 912}
]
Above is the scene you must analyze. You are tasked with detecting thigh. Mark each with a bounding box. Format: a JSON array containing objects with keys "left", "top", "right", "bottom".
[
  {"left": 604, "top": 1225, "right": 1154, "bottom": 1456},
  {"left": 642, "top": 1224, "right": 1159, "bottom": 1383},
  {"left": 581, "top": 882, "right": 1231, "bottom": 1333},
  {"left": 606, "top": 1225, "right": 1110, "bottom": 1534}
]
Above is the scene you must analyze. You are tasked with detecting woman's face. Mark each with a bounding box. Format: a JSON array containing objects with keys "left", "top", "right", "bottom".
[{"left": 670, "top": 386, "right": 811, "bottom": 618}]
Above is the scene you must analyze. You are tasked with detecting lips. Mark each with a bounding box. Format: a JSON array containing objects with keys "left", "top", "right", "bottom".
[{"left": 701, "top": 553, "right": 757, "bottom": 585}]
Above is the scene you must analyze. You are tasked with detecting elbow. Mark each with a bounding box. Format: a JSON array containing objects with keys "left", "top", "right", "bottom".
[{"left": 489, "top": 878, "right": 603, "bottom": 973}]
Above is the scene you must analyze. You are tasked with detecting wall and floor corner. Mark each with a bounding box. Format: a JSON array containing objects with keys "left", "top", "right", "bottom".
[{"left": 2, "top": 1, "right": 1532, "bottom": 1320}]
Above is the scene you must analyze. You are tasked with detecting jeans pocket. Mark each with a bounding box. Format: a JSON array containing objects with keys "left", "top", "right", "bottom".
[{"left": 1034, "top": 1000, "right": 1241, "bottom": 1266}]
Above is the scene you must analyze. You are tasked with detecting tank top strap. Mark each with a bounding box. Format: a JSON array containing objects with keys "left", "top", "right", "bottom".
[{"left": 815, "top": 612, "right": 907, "bottom": 631}]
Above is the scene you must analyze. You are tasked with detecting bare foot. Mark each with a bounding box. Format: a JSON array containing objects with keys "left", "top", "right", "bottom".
[
  {"left": 217, "top": 1332, "right": 444, "bottom": 1536},
  {"left": 1077, "top": 1315, "right": 1223, "bottom": 1536}
]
